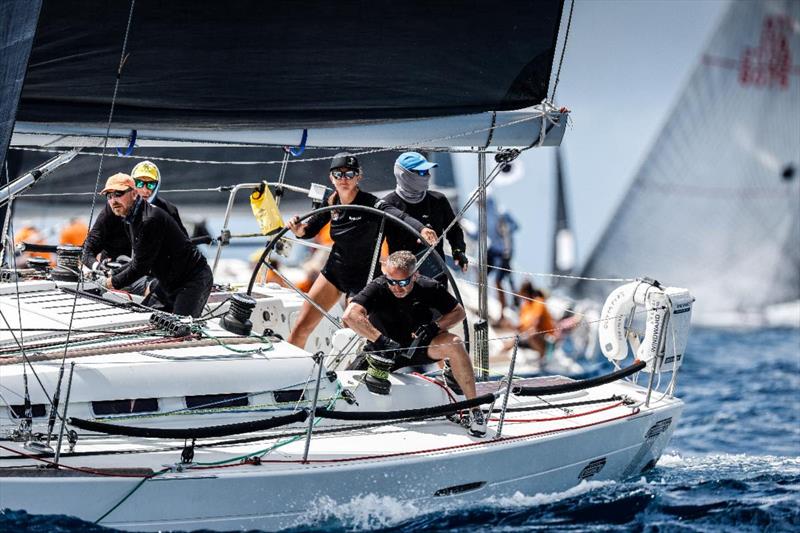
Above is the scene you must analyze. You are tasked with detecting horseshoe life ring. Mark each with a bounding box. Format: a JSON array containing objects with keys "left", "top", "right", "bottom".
[{"left": 599, "top": 279, "right": 693, "bottom": 372}]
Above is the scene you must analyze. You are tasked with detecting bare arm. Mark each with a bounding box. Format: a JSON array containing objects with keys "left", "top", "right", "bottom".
[
  {"left": 436, "top": 303, "right": 466, "bottom": 331},
  {"left": 343, "top": 302, "right": 383, "bottom": 342}
]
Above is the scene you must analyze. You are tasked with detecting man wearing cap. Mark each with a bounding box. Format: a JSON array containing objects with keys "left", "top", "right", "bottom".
[
  {"left": 130, "top": 160, "right": 188, "bottom": 236},
  {"left": 96, "top": 173, "right": 212, "bottom": 317},
  {"left": 383, "top": 152, "right": 469, "bottom": 286}
]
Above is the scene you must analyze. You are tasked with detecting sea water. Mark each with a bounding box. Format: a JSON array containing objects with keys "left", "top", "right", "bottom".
[{"left": 2, "top": 328, "right": 798, "bottom": 532}]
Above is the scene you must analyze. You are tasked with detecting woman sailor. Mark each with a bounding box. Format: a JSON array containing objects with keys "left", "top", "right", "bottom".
[{"left": 286, "top": 152, "right": 436, "bottom": 350}]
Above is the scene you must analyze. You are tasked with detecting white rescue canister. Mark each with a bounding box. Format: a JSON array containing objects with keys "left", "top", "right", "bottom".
[{"left": 599, "top": 279, "right": 694, "bottom": 372}]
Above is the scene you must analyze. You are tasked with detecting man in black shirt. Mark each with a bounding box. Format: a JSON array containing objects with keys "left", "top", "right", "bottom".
[
  {"left": 383, "top": 152, "right": 469, "bottom": 285},
  {"left": 98, "top": 174, "right": 212, "bottom": 317},
  {"left": 343, "top": 250, "right": 486, "bottom": 437},
  {"left": 82, "top": 161, "right": 187, "bottom": 266}
]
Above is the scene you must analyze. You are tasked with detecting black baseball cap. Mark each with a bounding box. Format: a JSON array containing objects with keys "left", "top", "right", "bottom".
[{"left": 329, "top": 152, "right": 360, "bottom": 171}]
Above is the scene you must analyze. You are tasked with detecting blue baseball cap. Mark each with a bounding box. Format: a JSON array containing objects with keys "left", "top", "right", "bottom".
[{"left": 396, "top": 152, "right": 438, "bottom": 172}]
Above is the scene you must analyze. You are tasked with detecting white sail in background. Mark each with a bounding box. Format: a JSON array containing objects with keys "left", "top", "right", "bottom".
[{"left": 575, "top": 0, "right": 800, "bottom": 326}]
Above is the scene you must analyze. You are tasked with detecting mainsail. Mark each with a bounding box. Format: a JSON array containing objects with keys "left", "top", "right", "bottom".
[
  {"left": 574, "top": 0, "right": 800, "bottom": 324},
  {"left": 11, "top": 0, "right": 568, "bottom": 149},
  {"left": 0, "top": 1, "right": 41, "bottom": 171}
]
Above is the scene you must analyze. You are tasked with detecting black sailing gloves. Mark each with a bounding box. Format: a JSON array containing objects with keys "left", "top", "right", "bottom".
[
  {"left": 452, "top": 249, "right": 469, "bottom": 271},
  {"left": 364, "top": 334, "right": 403, "bottom": 395}
]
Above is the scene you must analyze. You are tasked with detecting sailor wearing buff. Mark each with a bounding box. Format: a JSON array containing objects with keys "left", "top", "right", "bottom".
[
  {"left": 343, "top": 250, "right": 486, "bottom": 437},
  {"left": 286, "top": 152, "right": 437, "bottom": 350},
  {"left": 130, "top": 160, "right": 188, "bottom": 236},
  {"left": 383, "top": 152, "right": 469, "bottom": 286},
  {"left": 98, "top": 173, "right": 212, "bottom": 317}
]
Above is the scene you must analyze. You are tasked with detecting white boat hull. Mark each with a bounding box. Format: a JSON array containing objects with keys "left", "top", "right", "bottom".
[{"left": 1, "top": 391, "right": 681, "bottom": 531}]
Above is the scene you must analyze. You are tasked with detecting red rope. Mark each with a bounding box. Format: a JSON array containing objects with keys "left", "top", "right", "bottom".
[
  {"left": 411, "top": 372, "right": 457, "bottom": 403},
  {"left": 488, "top": 401, "right": 623, "bottom": 423},
  {"left": 0, "top": 444, "right": 155, "bottom": 478},
  {"left": 1, "top": 407, "right": 641, "bottom": 475},
  {"left": 241, "top": 407, "right": 640, "bottom": 466}
]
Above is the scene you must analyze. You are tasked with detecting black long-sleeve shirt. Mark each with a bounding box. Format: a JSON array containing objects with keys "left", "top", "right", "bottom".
[
  {"left": 82, "top": 197, "right": 187, "bottom": 267},
  {"left": 302, "top": 189, "right": 426, "bottom": 265},
  {"left": 110, "top": 199, "right": 207, "bottom": 292},
  {"left": 382, "top": 190, "right": 466, "bottom": 259}
]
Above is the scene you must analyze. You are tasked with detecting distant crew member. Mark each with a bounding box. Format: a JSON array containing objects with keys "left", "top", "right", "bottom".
[
  {"left": 506, "top": 280, "right": 580, "bottom": 357},
  {"left": 99, "top": 173, "right": 212, "bottom": 317},
  {"left": 343, "top": 250, "right": 486, "bottom": 437},
  {"left": 59, "top": 217, "right": 88, "bottom": 247},
  {"left": 486, "top": 194, "right": 518, "bottom": 327},
  {"left": 383, "top": 152, "right": 469, "bottom": 285},
  {"left": 286, "top": 152, "right": 437, "bottom": 350}
]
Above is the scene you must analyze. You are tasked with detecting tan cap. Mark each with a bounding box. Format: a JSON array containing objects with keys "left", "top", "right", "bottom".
[
  {"left": 100, "top": 173, "right": 135, "bottom": 195},
  {"left": 131, "top": 160, "right": 160, "bottom": 182}
]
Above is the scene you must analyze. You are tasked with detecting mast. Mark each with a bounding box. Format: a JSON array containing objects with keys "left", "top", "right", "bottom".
[
  {"left": 475, "top": 152, "right": 489, "bottom": 380},
  {"left": 551, "top": 147, "right": 576, "bottom": 288}
]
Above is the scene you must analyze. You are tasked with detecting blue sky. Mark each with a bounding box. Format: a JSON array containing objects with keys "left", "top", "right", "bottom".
[{"left": 454, "top": 0, "right": 730, "bottom": 281}]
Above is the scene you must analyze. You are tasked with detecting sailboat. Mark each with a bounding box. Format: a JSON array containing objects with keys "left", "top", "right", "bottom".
[
  {"left": 573, "top": 0, "right": 800, "bottom": 328},
  {"left": 0, "top": 1, "right": 694, "bottom": 530}
]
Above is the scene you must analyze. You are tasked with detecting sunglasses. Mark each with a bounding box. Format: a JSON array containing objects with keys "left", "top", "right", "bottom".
[
  {"left": 331, "top": 170, "right": 359, "bottom": 180},
  {"left": 134, "top": 179, "right": 158, "bottom": 190},
  {"left": 385, "top": 275, "right": 413, "bottom": 288},
  {"left": 415, "top": 169, "right": 430, "bottom": 177},
  {"left": 105, "top": 188, "right": 132, "bottom": 199}
]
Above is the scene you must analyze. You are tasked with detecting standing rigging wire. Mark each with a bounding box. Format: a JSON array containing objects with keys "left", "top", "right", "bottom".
[
  {"left": 550, "top": 0, "right": 575, "bottom": 103},
  {"left": 34, "top": 0, "right": 139, "bottom": 445}
]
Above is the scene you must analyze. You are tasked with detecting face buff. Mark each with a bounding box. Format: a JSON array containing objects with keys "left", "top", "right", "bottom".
[{"left": 394, "top": 163, "right": 431, "bottom": 204}]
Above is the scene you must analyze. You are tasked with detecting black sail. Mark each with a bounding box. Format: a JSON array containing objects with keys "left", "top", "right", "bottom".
[
  {"left": 18, "top": 0, "right": 564, "bottom": 131},
  {"left": 0, "top": 1, "right": 41, "bottom": 171}
]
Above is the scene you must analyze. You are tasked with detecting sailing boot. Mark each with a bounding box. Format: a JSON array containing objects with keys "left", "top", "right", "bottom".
[
  {"left": 442, "top": 360, "right": 464, "bottom": 396},
  {"left": 468, "top": 408, "right": 487, "bottom": 438}
]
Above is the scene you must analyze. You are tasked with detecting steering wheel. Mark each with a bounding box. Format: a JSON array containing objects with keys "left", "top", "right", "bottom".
[{"left": 247, "top": 203, "right": 470, "bottom": 351}]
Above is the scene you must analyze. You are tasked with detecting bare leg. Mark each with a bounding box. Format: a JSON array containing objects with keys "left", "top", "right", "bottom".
[
  {"left": 287, "top": 273, "right": 342, "bottom": 349},
  {"left": 427, "top": 332, "right": 477, "bottom": 399}
]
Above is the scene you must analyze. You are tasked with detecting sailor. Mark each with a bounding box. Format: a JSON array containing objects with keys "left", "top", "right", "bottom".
[
  {"left": 505, "top": 280, "right": 579, "bottom": 357},
  {"left": 59, "top": 217, "right": 88, "bottom": 247},
  {"left": 343, "top": 250, "right": 486, "bottom": 437},
  {"left": 82, "top": 161, "right": 188, "bottom": 293},
  {"left": 486, "top": 194, "right": 518, "bottom": 327},
  {"left": 99, "top": 173, "right": 212, "bottom": 317},
  {"left": 286, "top": 152, "right": 437, "bottom": 350},
  {"left": 130, "top": 160, "right": 188, "bottom": 236},
  {"left": 383, "top": 152, "right": 469, "bottom": 285}
]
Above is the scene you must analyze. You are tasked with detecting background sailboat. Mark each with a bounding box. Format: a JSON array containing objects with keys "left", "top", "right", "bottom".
[{"left": 573, "top": 0, "right": 799, "bottom": 327}]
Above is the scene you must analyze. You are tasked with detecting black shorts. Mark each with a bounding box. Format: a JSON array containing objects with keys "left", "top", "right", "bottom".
[
  {"left": 391, "top": 344, "right": 436, "bottom": 371},
  {"left": 321, "top": 260, "right": 379, "bottom": 298}
]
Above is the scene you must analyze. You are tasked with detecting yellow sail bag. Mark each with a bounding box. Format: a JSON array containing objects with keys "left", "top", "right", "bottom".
[{"left": 250, "top": 182, "right": 284, "bottom": 235}]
